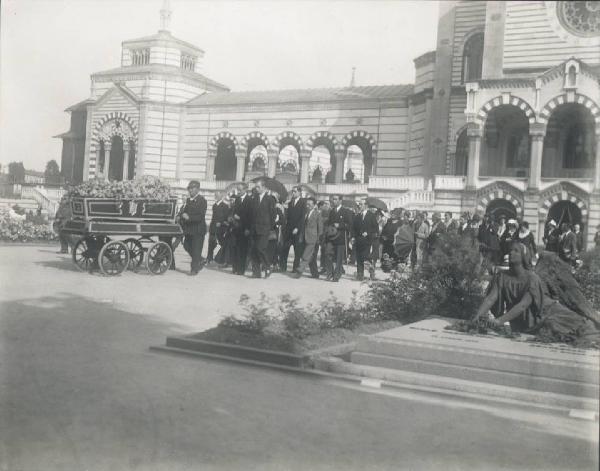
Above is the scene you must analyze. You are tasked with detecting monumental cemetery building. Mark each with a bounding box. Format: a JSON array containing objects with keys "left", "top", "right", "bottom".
[{"left": 57, "top": 1, "right": 600, "bottom": 247}]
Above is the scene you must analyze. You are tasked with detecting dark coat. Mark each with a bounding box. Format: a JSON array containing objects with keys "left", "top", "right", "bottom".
[
  {"left": 233, "top": 193, "right": 253, "bottom": 231},
  {"left": 352, "top": 211, "right": 379, "bottom": 241},
  {"left": 284, "top": 197, "right": 307, "bottom": 238},
  {"left": 426, "top": 221, "right": 446, "bottom": 253},
  {"left": 209, "top": 201, "right": 231, "bottom": 234},
  {"left": 251, "top": 193, "right": 276, "bottom": 236},
  {"left": 326, "top": 206, "right": 353, "bottom": 246},
  {"left": 500, "top": 230, "right": 518, "bottom": 255},
  {"left": 180, "top": 194, "right": 207, "bottom": 236},
  {"left": 559, "top": 231, "right": 578, "bottom": 263},
  {"left": 380, "top": 219, "right": 400, "bottom": 243}
]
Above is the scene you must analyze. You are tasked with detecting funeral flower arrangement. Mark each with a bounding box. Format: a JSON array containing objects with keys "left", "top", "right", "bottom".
[
  {"left": 67, "top": 176, "right": 174, "bottom": 201},
  {"left": 0, "top": 207, "right": 57, "bottom": 242}
]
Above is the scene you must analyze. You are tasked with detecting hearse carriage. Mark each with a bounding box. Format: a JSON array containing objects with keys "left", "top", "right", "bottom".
[{"left": 63, "top": 197, "right": 182, "bottom": 276}]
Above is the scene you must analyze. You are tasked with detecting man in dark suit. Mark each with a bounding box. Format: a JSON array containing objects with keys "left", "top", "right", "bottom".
[
  {"left": 206, "top": 192, "right": 230, "bottom": 264},
  {"left": 279, "top": 186, "right": 306, "bottom": 272},
  {"left": 292, "top": 197, "right": 323, "bottom": 279},
  {"left": 180, "top": 180, "right": 207, "bottom": 275},
  {"left": 231, "top": 186, "right": 253, "bottom": 275},
  {"left": 558, "top": 222, "right": 578, "bottom": 266},
  {"left": 250, "top": 178, "right": 276, "bottom": 278},
  {"left": 426, "top": 212, "right": 446, "bottom": 261},
  {"left": 325, "top": 194, "right": 353, "bottom": 282},
  {"left": 352, "top": 198, "right": 379, "bottom": 281}
]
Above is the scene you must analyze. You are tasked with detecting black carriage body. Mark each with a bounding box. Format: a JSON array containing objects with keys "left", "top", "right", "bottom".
[{"left": 64, "top": 197, "right": 182, "bottom": 237}]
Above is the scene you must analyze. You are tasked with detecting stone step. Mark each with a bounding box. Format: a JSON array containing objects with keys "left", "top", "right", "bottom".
[
  {"left": 0, "top": 198, "right": 40, "bottom": 210},
  {"left": 350, "top": 351, "right": 599, "bottom": 398},
  {"left": 351, "top": 318, "right": 600, "bottom": 399}
]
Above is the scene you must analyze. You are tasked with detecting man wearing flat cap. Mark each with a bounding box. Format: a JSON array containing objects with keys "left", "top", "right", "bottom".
[{"left": 180, "top": 180, "right": 207, "bottom": 275}]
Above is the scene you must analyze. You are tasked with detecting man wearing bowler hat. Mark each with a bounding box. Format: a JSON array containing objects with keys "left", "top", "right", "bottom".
[{"left": 180, "top": 180, "right": 207, "bottom": 275}]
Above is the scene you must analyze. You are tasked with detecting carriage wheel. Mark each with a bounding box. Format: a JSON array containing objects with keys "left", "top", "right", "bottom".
[
  {"left": 98, "top": 241, "right": 130, "bottom": 276},
  {"left": 124, "top": 238, "right": 144, "bottom": 270},
  {"left": 146, "top": 241, "right": 173, "bottom": 275},
  {"left": 72, "top": 237, "right": 96, "bottom": 272}
]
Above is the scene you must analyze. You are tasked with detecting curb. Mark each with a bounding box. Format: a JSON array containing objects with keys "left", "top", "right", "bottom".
[{"left": 150, "top": 345, "right": 599, "bottom": 420}]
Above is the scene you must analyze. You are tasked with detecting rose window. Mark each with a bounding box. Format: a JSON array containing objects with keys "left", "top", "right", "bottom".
[{"left": 557, "top": 1, "right": 600, "bottom": 37}]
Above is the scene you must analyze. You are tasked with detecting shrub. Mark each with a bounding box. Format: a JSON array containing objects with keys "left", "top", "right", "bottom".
[
  {"left": 366, "top": 233, "right": 488, "bottom": 321},
  {"left": 218, "top": 293, "right": 274, "bottom": 334},
  {"left": 574, "top": 248, "right": 600, "bottom": 310},
  {"left": 279, "top": 294, "right": 321, "bottom": 339},
  {"left": 317, "top": 291, "right": 366, "bottom": 330}
]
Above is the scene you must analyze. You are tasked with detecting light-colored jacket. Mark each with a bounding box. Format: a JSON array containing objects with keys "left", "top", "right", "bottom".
[{"left": 303, "top": 208, "right": 323, "bottom": 244}]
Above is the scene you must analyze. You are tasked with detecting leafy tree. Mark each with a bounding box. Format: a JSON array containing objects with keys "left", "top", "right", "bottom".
[
  {"left": 44, "top": 159, "right": 62, "bottom": 184},
  {"left": 44, "top": 160, "right": 60, "bottom": 176},
  {"left": 7, "top": 162, "right": 25, "bottom": 183}
]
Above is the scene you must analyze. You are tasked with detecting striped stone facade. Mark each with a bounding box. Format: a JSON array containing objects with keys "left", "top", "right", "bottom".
[{"left": 57, "top": 1, "right": 600, "bottom": 248}]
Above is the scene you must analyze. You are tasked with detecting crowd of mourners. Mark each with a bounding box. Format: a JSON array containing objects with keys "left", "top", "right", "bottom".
[{"left": 174, "top": 179, "right": 600, "bottom": 278}]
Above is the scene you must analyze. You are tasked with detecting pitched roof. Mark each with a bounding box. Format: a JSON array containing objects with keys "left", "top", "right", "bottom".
[
  {"left": 92, "top": 64, "right": 229, "bottom": 91},
  {"left": 65, "top": 98, "right": 95, "bottom": 112},
  {"left": 186, "top": 84, "right": 414, "bottom": 106}
]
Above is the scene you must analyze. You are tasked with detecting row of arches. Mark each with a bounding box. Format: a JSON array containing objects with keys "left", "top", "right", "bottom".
[
  {"left": 209, "top": 130, "right": 377, "bottom": 183},
  {"left": 454, "top": 98, "right": 598, "bottom": 178}
]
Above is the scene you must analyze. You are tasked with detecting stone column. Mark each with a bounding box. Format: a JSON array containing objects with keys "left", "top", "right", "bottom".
[
  {"left": 334, "top": 149, "right": 345, "bottom": 184},
  {"left": 123, "top": 142, "right": 130, "bottom": 180},
  {"left": 235, "top": 150, "right": 246, "bottom": 182},
  {"left": 466, "top": 125, "right": 482, "bottom": 190},
  {"left": 205, "top": 149, "right": 216, "bottom": 181},
  {"left": 300, "top": 150, "right": 311, "bottom": 184},
  {"left": 267, "top": 148, "right": 278, "bottom": 178},
  {"left": 594, "top": 128, "right": 600, "bottom": 191},
  {"left": 104, "top": 142, "right": 112, "bottom": 181},
  {"left": 528, "top": 123, "right": 546, "bottom": 190}
]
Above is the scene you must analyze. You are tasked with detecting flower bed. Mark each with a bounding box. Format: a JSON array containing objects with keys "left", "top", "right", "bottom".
[{"left": 0, "top": 208, "right": 56, "bottom": 242}]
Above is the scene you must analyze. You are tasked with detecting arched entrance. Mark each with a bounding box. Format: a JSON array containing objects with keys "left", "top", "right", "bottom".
[
  {"left": 547, "top": 201, "right": 582, "bottom": 229},
  {"left": 341, "top": 131, "right": 376, "bottom": 183},
  {"left": 93, "top": 114, "right": 138, "bottom": 181},
  {"left": 542, "top": 102, "right": 597, "bottom": 178},
  {"left": 108, "top": 136, "right": 124, "bottom": 181},
  {"left": 344, "top": 145, "right": 364, "bottom": 182},
  {"left": 215, "top": 138, "right": 236, "bottom": 181},
  {"left": 278, "top": 144, "right": 299, "bottom": 178},
  {"left": 486, "top": 198, "right": 517, "bottom": 222},
  {"left": 480, "top": 104, "right": 531, "bottom": 178},
  {"left": 242, "top": 133, "right": 271, "bottom": 179},
  {"left": 249, "top": 145, "right": 267, "bottom": 175},
  {"left": 307, "top": 132, "right": 336, "bottom": 183}
]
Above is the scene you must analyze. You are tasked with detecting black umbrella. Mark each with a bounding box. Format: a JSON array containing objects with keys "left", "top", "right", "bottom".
[
  {"left": 250, "top": 176, "right": 288, "bottom": 201},
  {"left": 366, "top": 197, "right": 388, "bottom": 212}
]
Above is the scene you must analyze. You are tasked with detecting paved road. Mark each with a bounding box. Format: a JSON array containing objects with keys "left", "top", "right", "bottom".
[{"left": 0, "top": 246, "right": 598, "bottom": 470}]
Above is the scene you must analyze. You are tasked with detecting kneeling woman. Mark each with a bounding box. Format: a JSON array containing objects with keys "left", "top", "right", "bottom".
[{"left": 473, "top": 242, "right": 599, "bottom": 346}]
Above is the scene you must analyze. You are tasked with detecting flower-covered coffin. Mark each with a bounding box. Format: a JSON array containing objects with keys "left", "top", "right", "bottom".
[{"left": 71, "top": 197, "right": 178, "bottom": 222}]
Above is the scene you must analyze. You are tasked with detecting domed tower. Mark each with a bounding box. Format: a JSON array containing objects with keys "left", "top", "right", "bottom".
[{"left": 57, "top": 0, "right": 228, "bottom": 183}]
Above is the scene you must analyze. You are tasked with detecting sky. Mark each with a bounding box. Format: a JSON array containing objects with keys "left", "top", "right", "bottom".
[{"left": 0, "top": 0, "right": 439, "bottom": 171}]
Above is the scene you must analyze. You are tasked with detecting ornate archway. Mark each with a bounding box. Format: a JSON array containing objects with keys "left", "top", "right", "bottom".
[
  {"left": 476, "top": 95, "right": 536, "bottom": 127},
  {"left": 538, "top": 182, "right": 589, "bottom": 220},
  {"left": 341, "top": 130, "right": 377, "bottom": 183},
  {"left": 209, "top": 132, "right": 239, "bottom": 181},
  {"left": 539, "top": 92, "right": 600, "bottom": 125},
  {"left": 91, "top": 112, "right": 138, "bottom": 180},
  {"left": 476, "top": 182, "right": 524, "bottom": 217}
]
